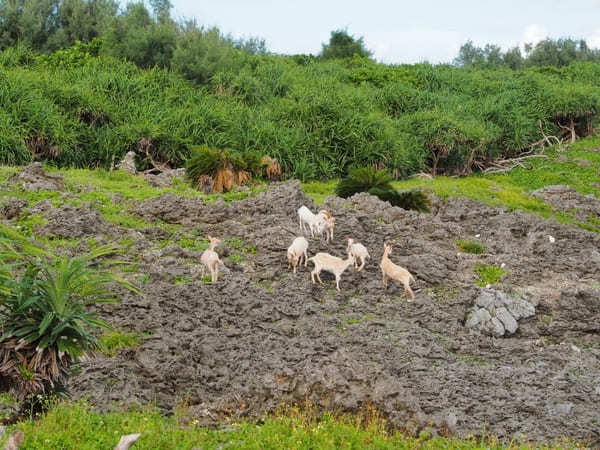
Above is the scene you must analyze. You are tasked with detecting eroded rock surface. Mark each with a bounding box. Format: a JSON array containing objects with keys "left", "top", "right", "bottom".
[
  {"left": 9, "top": 163, "right": 64, "bottom": 191},
  {"left": 466, "top": 289, "right": 536, "bottom": 336},
  {"left": 532, "top": 184, "right": 600, "bottom": 222},
  {"left": 3, "top": 177, "right": 598, "bottom": 444}
]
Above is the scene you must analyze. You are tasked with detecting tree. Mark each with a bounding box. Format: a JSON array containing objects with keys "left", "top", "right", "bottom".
[
  {"left": 453, "top": 40, "right": 484, "bottom": 67},
  {"left": 0, "top": 0, "right": 117, "bottom": 51},
  {"left": 320, "top": 29, "right": 372, "bottom": 60},
  {"left": 502, "top": 46, "right": 523, "bottom": 70},
  {"left": 149, "top": 0, "right": 172, "bottom": 23}
]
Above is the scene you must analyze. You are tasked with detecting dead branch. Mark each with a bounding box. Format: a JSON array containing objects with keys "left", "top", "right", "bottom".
[
  {"left": 482, "top": 154, "right": 548, "bottom": 174},
  {"left": 137, "top": 138, "right": 171, "bottom": 175}
]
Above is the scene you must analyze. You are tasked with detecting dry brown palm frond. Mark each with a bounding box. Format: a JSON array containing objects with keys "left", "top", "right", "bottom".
[
  {"left": 214, "top": 168, "right": 234, "bottom": 193},
  {"left": 197, "top": 174, "right": 214, "bottom": 193},
  {"left": 261, "top": 156, "right": 282, "bottom": 181},
  {"left": 0, "top": 340, "right": 71, "bottom": 400},
  {"left": 235, "top": 170, "right": 252, "bottom": 186}
]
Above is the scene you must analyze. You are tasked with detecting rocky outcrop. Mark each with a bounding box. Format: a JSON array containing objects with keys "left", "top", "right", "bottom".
[
  {"left": 532, "top": 184, "right": 600, "bottom": 222},
  {"left": 466, "top": 289, "right": 536, "bottom": 337},
  {"left": 9, "top": 163, "right": 64, "bottom": 191},
  {"left": 15, "top": 180, "right": 595, "bottom": 444},
  {"left": 145, "top": 168, "right": 186, "bottom": 188},
  {"left": 116, "top": 151, "right": 137, "bottom": 175},
  {"left": 0, "top": 197, "right": 27, "bottom": 220}
]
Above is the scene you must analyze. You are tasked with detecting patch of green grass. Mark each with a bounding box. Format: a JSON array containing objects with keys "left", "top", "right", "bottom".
[
  {"left": 159, "top": 236, "right": 209, "bottom": 252},
  {"left": 139, "top": 273, "right": 151, "bottom": 285},
  {"left": 226, "top": 237, "right": 256, "bottom": 254},
  {"left": 99, "top": 331, "right": 146, "bottom": 357},
  {"left": 226, "top": 237, "right": 245, "bottom": 251},
  {"left": 14, "top": 213, "right": 47, "bottom": 236},
  {"left": 229, "top": 253, "right": 245, "bottom": 264},
  {"left": 456, "top": 239, "right": 487, "bottom": 255},
  {"left": 474, "top": 264, "right": 507, "bottom": 287},
  {"left": 256, "top": 280, "right": 274, "bottom": 292},
  {"left": 2, "top": 400, "right": 581, "bottom": 449},
  {"left": 427, "top": 285, "right": 459, "bottom": 303},
  {"left": 345, "top": 317, "right": 361, "bottom": 325},
  {"left": 174, "top": 275, "right": 192, "bottom": 285},
  {"left": 200, "top": 275, "right": 212, "bottom": 284},
  {"left": 302, "top": 179, "right": 338, "bottom": 205},
  {"left": 298, "top": 138, "right": 600, "bottom": 234}
]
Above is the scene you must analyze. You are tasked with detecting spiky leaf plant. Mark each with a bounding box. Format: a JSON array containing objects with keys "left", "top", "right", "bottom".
[
  {"left": 367, "top": 187, "right": 431, "bottom": 213},
  {"left": 335, "top": 166, "right": 393, "bottom": 198},
  {"left": 336, "top": 167, "right": 430, "bottom": 212},
  {"left": 0, "top": 225, "right": 138, "bottom": 401}
]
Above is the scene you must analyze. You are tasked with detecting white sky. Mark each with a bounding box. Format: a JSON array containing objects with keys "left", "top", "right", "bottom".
[{"left": 163, "top": 0, "right": 600, "bottom": 63}]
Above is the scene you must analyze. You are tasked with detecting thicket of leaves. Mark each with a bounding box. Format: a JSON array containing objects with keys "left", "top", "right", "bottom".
[{"left": 2, "top": 40, "right": 600, "bottom": 179}]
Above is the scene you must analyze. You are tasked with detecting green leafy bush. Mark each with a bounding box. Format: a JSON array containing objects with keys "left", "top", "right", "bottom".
[
  {"left": 335, "top": 167, "right": 393, "bottom": 198},
  {"left": 336, "top": 167, "right": 430, "bottom": 212},
  {"left": 0, "top": 225, "right": 137, "bottom": 399}
]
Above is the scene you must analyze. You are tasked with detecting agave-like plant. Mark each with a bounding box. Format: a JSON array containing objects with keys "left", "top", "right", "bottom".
[
  {"left": 336, "top": 167, "right": 430, "bottom": 212},
  {"left": 335, "top": 166, "right": 393, "bottom": 198},
  {"left": 0, "top": 225, "right": 138, "bottom": 401}
]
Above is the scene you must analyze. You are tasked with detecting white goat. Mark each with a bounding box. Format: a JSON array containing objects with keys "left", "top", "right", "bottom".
[
  {"left": 298, "top": 206, "right": 318, "bottom": 236},
  {"left": 200, "top": 236, "right": 223, "bottom": 283},
  {"left": 314, "top": 210, "right": 335, "bottom": 243},
  {"left": 308, "top": 252, "right": 355, "bottom": 291},
  {"left": 346, "top": 237, "right": 370, "bottom": 271},
  {"left": 298, "top": 206, "right": 334, "bottom": 240},
  {"left": 287, "top": 236, "right": 309, "bottom": 274},
  {"left": 380, "top": 243, "right": 415, "bottom": 301}
]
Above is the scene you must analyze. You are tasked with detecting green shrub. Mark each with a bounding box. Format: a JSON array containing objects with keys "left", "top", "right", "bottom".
[
  {"left": 456, "top": 239, "right": 487, "bottom": 254},
  {"left": 0, "top": 225, "right": 138, "bottom": 399},
  {"left": 335, "top": 167, "right": 393, "bottom": 198}
]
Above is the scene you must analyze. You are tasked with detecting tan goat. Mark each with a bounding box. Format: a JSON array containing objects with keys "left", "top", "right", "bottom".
[
  {"left": 308, "top": 252, "right": 355, "bottom": 291},
  {"left": 380, "top": 243, "right": 415, "bottom": 301},
  {"left": 200, "top": 236, "right": 223, "bottom": 283}
]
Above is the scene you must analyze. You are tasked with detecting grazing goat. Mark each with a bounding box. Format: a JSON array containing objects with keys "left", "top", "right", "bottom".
[
  {"left": 308, "top": 252, "right": 355, "bottom": 291},
  {"left": 287, "top": 236, "right": 309, "bottom": 274},
  {"left": 298, "top": 206, "right": 334, "bottom": 241},
  {"left": 298, "top": 206, "right": 319, "bottom": 236},
  {"left": 200, "top": 236, "right": 223, "bottom": 283},
  {"left": 380, "top": 243, "right": 415, "bottom": 301},
  {"left": 346, "top": 237, "right": 370, "bottom": 271},
  {"left": 315, "top": 210, "right": 335, "bottom": 243}
]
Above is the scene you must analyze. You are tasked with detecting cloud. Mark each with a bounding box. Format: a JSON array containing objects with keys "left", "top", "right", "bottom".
[{"left": 523, "top": 24, "right": 548, "bottom": 45}]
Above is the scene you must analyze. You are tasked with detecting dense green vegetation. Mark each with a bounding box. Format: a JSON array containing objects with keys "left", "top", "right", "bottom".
[
  {"left": 0, "top": 400, "right": 582, "bottom": 449},
  {"left": 2, "top": 0, "right": 600, "bottom": 182},
  {"left": 2, "top": 40, "right": 600, "bottom": 180}
]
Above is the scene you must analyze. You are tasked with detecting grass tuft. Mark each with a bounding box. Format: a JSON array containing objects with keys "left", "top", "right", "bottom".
[
  {"left": 456, "top": 240, "right": 487, "bottom": 254},
  {"left": 475, "top": 264, "right": 507, "bottom": 287}
]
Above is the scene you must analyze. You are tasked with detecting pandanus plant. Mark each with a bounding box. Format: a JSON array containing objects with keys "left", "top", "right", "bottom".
[{"left": 0, "top": 225, "right": 138, "bottom": 403}]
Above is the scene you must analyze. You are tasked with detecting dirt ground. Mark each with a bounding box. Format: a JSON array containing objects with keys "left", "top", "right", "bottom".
[{"left": 4, "top": 171, "right": 600, "bottom": 444}]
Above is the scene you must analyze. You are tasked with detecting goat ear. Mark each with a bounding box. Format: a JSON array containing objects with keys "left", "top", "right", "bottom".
[{"left": 207, "top": 235, "right": 212, "bottom": 240}]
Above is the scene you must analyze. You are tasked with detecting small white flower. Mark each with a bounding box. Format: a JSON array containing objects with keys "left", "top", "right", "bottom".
[
  {"left": 475, "top": 234, "right": 480, "bottom": 238},
  {"left": 548, "top": 235, "right": 555, "bottom": 243},
  {"left": 500, "top": 263, "right": 506, "bottom": 269}
]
